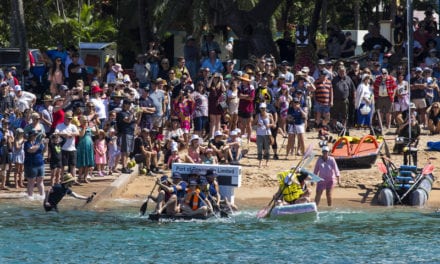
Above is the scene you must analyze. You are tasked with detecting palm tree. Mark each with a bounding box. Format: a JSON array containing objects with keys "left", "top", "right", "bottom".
[{"left": 50, "top": 3, "right": 117, "bottom": 45}]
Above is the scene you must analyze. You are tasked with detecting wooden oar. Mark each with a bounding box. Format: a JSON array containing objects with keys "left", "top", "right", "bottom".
[
  {"left": 256, "top": 143, "right": 314, "bottom": 219},
  {"left": 140, "top": 182, "right": 157, "bottom": 216}
]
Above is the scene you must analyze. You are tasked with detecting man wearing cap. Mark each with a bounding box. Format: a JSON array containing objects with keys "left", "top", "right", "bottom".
[
  {"left": 331, "top": 66, "right": 356, "bottom": 128},
  {"left": 373, "top": 68, "right": 397, "bottom": 129},
  {"left": 117, "top": 100, "right": 137, "bottom": 173},
  {"left": 15, "top": 85, "right": 36, "bottom": 112},
  {"left": 181, "top": 179, "right": 211, "bottom": 217},
  {"left": 410, "top": 67, "right": 429, "bottom": 127},
  {"left": 154, "top": 172, "right": 188, "bottom": 215},
  {"left": 44, "top": 173, "right": 94, "bottom": 212},
  {"left": 313, "top": 145, "right": 340, "bottom": 207},
  {"left": 55, "top": 111, "right": 80, "bottom": 181},
  {"left": 312, "top": 59, "right": 327, "bottom": 80},
  {"left": 40, "top": 95, "right": 54, "bottom": 135},
  {"left": 279, "top": 61, "right": 294, "bottom": 86},
  {"left": 208, "top": 130, "right": 228, "bottom": 162},
  {"left": 312, "top": 70, "right": 333, "bottom": 128},
  {"left": 0, "top": 82, "right": 14, "bottom": 113}
]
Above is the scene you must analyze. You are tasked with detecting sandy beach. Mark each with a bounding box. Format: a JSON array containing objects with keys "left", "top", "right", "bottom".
[{"left": 119, "top": 128, "right": 440, "bottom": 211}]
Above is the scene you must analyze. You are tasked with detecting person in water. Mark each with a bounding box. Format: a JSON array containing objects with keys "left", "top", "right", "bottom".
[
  {"left": 274, "top": 170, "right": 311, "bottom": 206},
  {"left": 43, "top": 173, "right": 95, "bottom": 212}
]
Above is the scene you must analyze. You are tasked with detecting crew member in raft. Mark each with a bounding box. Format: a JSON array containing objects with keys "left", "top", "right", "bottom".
[
  {"left": 181, "top": 180, "right": 212, "bottom": 216},
  {"left": 153, "top": 172, "right": 187, "bottom": 215},
  {"left": 274, "top": 170, "right": 312, "bottom": 205},
  {"left": 43, "top": 173, "right": 95, "bottom": 212}
]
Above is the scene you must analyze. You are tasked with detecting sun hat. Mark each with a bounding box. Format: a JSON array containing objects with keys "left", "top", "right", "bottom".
[
  {"left": 230, "top": 130, "right": 238, "bottom": 136},
  {"left": 62, "top": 173, "right": 76, "bottom": 184},
  {"left": 317, "top": 59, "right": 326, "bottom": 65},
  {"left": 59, "top": 84, "right": 68, "bottom": 91},
  {"left": 322, "top": 146, "right": 330, "bottom": 152},
  {"left": 91, "top": 85, "right": 103, "bottom": 94},
  {"left": 112, "top": 63, "right": 123, "bottom": 72},
  {"left": 64, "top": 111, "right": 73, "bottom": 119},
  {"left": 214, "top": 130, "right": 223, "bottom": 137},
  {"left": 190, "top": 134, "right": 200, "bottom": 142},
  {"left": 415, "top": 67, "right": 423, "bottom": 72},
  {"left": 361, "top": 74, "right": 371, "bottom": 81},
  {"left": 278, "top": 74, "right": 286, "bottom": 80},
  {"left": 259, "top": 102, "right": 267, "bottom": 109},
  {"left": 14, "top": 85, "right": 22, "bottom": 92},
  {"left": 53, "top": 95, "right": 64, "bottom": 102},
  {"left": 239, "top": 73, "right": 251, "bottom": 82},
  {"left": 42, "top": 95, "right": 53, "bottom": 101},
  {"left": 293, "top": 97, "right": 300, "bottom": 103},
  {"left": 0, "top": 82, "right": 7, "bottom": 87},
  {"left": 301, "top": 66, "right": 310, "bottom": 73}
]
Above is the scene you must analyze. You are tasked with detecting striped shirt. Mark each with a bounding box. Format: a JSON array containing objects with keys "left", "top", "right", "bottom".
[{"left": 314, "top": 78, "right": 332, "bottom": 105}]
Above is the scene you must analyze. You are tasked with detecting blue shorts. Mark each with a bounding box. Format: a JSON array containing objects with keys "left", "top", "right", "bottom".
[
  {"left": 25, "top": 164, "right": 45, "bottom": 179},
  {"left": 314, "top": 102, "right": 330, "bottom": 114},
  {"left": 193, "top": 116, "right": 208, "bottom": 131}
]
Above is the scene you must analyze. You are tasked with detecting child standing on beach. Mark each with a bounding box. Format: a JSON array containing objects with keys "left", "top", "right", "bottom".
[
  {"left": 107, "top": 128, "right": 120, "bottom": 175},
  {"left": 11, "top": 128, "right": 25, "bottom": 188},
  {"left": 48, "top": 133, "right": 63, "bottom": 185},
  {"left": 94, "top": 130, "right": 107, "bottom": 176}
]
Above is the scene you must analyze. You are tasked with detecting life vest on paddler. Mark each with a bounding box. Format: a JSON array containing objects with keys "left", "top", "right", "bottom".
[
  {"left": 277, "top": 171, "right": 304, "bottom": 203},
  {"left": 185, "top": 189, "right": 201, "bottom": 210}
]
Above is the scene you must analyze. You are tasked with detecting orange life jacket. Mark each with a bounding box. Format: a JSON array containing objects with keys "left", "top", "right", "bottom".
[{"left": 185, "top": 189, "right": 200, "bottom": 210}]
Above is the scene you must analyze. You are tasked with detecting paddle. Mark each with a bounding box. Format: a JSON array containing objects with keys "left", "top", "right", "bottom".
[
  {"left": 140, "top": 182, "right": 158, "bottom": 216},
  {"left": 256, "top": 143, "right": 314, "bottom": 219}
]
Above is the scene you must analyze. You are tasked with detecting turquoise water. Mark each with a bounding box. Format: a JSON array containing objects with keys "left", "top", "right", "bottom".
[{"left": 1, "top": 201, "right": 440, "bottom": 264}]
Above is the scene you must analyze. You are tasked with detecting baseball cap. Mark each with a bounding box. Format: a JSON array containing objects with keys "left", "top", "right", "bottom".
[{"left": 14, "top": 85, "right": 22, "bottom": 92}]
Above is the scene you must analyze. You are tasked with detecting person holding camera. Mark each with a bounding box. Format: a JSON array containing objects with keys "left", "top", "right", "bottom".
[{"left": 116, "top": 100, "right": 137, "bottom": 174}]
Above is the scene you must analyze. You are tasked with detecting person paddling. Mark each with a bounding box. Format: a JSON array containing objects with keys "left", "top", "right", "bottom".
[
  {"left": 273, "top": 170, "right": 312, "bottom": 206},
  {"left": 43, "top": 173, "right": 95, "bottom": 212},
  {"left": 181, "top": 180, "right": 212, "bottom": 217}
]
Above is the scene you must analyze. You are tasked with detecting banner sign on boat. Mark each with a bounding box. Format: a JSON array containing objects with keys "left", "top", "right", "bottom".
[{"left": 171, "top": 163, "right": 242, "bottom": 187}]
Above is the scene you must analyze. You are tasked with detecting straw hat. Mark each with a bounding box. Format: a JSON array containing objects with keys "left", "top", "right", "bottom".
[
  {"left": 42, "top": 95, "right": 53, "bottom": 102},
  {"left": 62, "top": 173, "right": 76, "bottom": 184},
  {"left": 239, "top": 74, "right": 251, "bottom": 82},
  {"left": 112, "top": 63, "right": 123, "bottom": 72}
]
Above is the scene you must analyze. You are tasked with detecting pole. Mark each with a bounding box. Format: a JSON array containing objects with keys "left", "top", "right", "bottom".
[{"left": 407, "top": 0, "right": 413, "bottom": 164}]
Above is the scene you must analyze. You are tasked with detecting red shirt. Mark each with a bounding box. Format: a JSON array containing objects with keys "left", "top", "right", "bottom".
[
  {"left": 51, "top": 109, "right": 65, "bottom": 130},
  {"left": 238, "top": 84, "right": 255, "bottom": 114}
]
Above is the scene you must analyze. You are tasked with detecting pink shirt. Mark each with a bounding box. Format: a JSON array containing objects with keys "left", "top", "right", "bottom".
[{"left": 313, "top": 156, "right": 340, "bottom": 182}]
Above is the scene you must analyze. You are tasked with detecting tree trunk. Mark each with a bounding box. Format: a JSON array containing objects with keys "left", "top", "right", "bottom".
[
  {"left": 11, "top": 0, "right": 29, "bottom": 72},
  {"left": 309, "top": 0, "right": 323, "bottom": 47},
  {"left": 354, "top": 0, "right": 360, "bottom": 30},
  {"left": 281, "top": 0, "right": 293, "bottom": 31},
  {"left": 138, "top": 0, "right": 148, "bottom": 52},
  {"left": 320, "top": 0, "right": 328, "bottom": 33}
]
